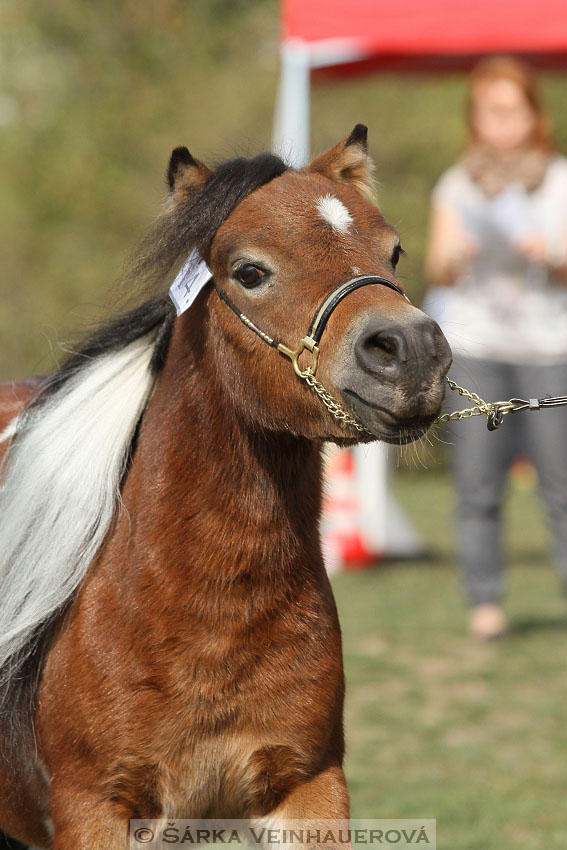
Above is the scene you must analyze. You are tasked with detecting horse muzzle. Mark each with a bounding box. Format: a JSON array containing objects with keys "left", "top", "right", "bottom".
[{"left": 337, "top": 310, "right": 452, "bottom": 443}]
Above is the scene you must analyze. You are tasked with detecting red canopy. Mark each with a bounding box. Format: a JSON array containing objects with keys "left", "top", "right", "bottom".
[
  {"left": 282, "top": 0, "right": 567, "bottom": 73},
  {"left": 275, "top": 0, "right": 567, "bottom": 164}
]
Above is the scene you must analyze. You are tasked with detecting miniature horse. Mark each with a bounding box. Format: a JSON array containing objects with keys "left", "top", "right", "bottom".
[{"left": 0, "top": 126, "right": 451, "bottom": 849}]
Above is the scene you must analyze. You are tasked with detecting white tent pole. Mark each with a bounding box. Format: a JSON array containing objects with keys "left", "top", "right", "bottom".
[
  {"left": 273, "top": 37, "right": 368, "bottom": 165},
  {"left": 272, "top": 39, "right": 311, "bottom": 166}
]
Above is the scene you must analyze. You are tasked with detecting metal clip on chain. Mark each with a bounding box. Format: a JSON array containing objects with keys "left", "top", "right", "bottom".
[{"left": 438, "top": 379, "right": 567, "bottom": 431}]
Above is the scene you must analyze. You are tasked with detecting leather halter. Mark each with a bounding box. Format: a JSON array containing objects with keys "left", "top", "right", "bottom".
[{"left": 214, "top": 273, "right": 407, "bottom": 379}]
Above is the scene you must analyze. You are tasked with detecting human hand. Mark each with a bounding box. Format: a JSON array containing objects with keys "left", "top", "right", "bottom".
[
  {"left": 448, "top": 235, "right": 480, "bottom": 277},
  {"left": 512, "top": 234, "right": 547, "bottom": 265}
]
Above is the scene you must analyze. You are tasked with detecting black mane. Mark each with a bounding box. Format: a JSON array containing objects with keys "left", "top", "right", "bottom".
[{"left": 36, "top": 151, "right": 290, "bottom": 399}]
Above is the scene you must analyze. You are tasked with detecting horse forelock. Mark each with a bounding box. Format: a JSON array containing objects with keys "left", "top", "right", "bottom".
[
  {"left": 124, "top": 152, "right": 290, "bottom": 304},
  {"left": 189, "top": 152, "right": 290, "bottom": 256}
]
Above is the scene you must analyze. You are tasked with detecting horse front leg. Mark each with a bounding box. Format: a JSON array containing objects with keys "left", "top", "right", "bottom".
[
  {"left": 258, "top": 764, "right": 352, "bottom": 850},
  {"left": 48, "top": 788, "right": 128, "bottom": 850}
]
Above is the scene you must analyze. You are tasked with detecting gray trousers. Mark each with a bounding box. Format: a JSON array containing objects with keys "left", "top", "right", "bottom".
[{"left": 447, "top": 356, "right": 567, "bottom": 606}]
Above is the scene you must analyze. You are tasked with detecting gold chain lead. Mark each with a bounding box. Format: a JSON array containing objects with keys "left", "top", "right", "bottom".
[
  {"left": 302, "top": 372, "right": 373, "bottom": 434},
  {"left": 301, "top": 373, "right": 517, "bottom": 435},
  {"left": 437, "top": 378, "right": 515, "bottom": 423}
]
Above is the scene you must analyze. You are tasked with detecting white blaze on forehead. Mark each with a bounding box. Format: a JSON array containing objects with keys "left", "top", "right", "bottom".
[{"left": 316, "top": 194, "right": 353, "bottom": 234}]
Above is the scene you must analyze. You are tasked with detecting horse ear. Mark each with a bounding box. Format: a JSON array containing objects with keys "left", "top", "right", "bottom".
[
  {"left": 167, "top": 146, "right": 212, "bottom": 201},
  {"left": 307, "top": 124, "right": 375, "bottom": 201}
]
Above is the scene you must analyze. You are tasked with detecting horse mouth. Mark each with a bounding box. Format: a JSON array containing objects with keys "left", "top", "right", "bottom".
[{"left": 343, "top": 389, "right": 439, "bottom": 444}]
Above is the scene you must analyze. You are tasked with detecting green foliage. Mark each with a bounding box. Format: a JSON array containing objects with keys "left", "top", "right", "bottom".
[
  {"left": 0, "top": 0, "right": 280, "bottom": 377},
  {"left": 1, "top": 0, "right": 566, "bottom": 380}
]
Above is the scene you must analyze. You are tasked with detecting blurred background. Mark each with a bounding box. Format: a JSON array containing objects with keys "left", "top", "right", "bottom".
[
  {"left": 0, "top": 1, "right": 566, "bottom": 848},
  {"left": 2, "top": 0, "right": 566, "bottom": 380}
]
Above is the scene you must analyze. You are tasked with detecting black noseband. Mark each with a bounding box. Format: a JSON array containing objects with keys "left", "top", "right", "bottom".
[
  {"left": 215, "top": 273, "right": 407, "bottom": 377},
  {"left": 306, "top": 274, "right": 406, "bottom": 345}
]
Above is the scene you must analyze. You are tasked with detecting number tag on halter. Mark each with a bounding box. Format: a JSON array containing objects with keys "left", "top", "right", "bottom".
[{"left": 169, "top": 249, "right": 213, "bottom": 316}]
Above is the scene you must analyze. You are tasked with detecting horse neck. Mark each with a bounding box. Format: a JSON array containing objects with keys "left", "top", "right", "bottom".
[{"left": 125, "top": 305, "right": 324, "bottom": 586}]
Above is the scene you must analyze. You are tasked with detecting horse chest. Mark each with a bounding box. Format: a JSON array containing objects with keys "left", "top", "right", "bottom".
[
  {"left": 153, "top": 606, "right": 343, "bottom": 817},
  {"left": 167, "top": 603, "right": 342, "bottom": 736},
  {"left": 158, "top": 735, "right": 293, "bottom": 818}
]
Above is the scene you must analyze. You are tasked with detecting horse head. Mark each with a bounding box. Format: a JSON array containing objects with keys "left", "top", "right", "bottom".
[{"left": 167, "top": 125, "right": 452, "bottom": 444}]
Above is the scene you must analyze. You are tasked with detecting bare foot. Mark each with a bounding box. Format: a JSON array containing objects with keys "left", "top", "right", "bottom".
[{"left": 469, "top": 604, "right": 507, "bottom": 640}]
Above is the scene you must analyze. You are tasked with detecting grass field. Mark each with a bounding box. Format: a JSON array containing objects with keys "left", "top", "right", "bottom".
[{"left": 332, "top": 470, "right": 566, "bottom": 849}]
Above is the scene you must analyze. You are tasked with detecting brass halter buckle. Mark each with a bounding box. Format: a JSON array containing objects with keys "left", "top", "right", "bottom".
[
  {"left": 213, "top": 273, "right": 406, "bottom": 433},
  {"left": 277, "top": 336, "right": 320, "bottom": 378},
  {"left": 276, "top": 274, "right": 406, "bottom": 380}
]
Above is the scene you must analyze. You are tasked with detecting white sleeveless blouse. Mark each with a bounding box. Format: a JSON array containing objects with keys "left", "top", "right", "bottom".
[{"left": 429, "top": 156, "right": 567, "bottom": 364}]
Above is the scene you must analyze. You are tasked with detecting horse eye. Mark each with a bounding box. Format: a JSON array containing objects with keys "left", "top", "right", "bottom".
[
  {"left": 235, "top": 264, "right": 265, "bottom": 288},
  {"left": 391, "top": 244, "right": 404, "bottom": 270}
]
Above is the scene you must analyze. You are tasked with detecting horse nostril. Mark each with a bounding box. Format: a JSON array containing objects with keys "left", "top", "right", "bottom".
[
  {"left": 356, "top": 325, "right": 408, "bottom": 377},
  {"left": 421, "top": 325, "right": 438, "bottom": 358},
  {"left": 365, "top": 332, "right": 399, "bottom": 359},
  {"left": 355, "top": 316, "right": 451, "bottom": 381}
]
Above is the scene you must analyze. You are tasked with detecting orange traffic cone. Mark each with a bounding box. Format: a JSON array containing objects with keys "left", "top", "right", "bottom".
[{"left": 321, "top": 448, "right": 382, "bottom": 572}]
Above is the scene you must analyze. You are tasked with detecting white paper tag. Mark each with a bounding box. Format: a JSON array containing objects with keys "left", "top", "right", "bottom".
[{"left": 169, "top": 249, "right": 213, "bottom": 316}]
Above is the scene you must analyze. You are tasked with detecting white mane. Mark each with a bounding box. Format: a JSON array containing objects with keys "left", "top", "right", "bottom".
[
  {"left": 0, "top": 334, "right": 157, "bottom": 687},
  {"left": 0, "top": 417, "right": 19, "bottom": 444}
]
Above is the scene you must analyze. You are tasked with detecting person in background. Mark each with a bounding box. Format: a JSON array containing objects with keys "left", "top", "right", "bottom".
[{"left": 424, "top": 56, "right": 567, "bottom": 639}]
